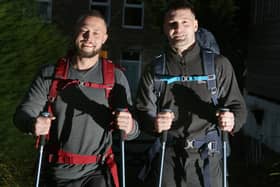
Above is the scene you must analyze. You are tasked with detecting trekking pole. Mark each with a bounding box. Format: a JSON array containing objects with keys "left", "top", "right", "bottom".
[
  {"left": 158, "top": 109, "right": 171, "bottom": 187},
  {"left": 116, "top": 108, "right": 126, "bottom": 187},
  {"left": 219, "top": 108, "right": 230, "bottom": 187},
  {"left": 222, "top": 130, "right": 228, "bottom": 187},
  {"left": 120, "top": 130, "right": 126, "bottom": 187},
  {"left": 158, "top": 130, "right": 167, "bottom": 187},
  {"left": 35, "top": 112, "right": 50, "bottom": 187}
]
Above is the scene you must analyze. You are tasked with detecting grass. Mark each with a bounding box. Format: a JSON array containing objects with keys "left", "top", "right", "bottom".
[
  {"left": 0, "top": 97, "right": 36, "bottom": 187},
  {"left": 0, "top": 1, "right": 68, "bottom": 186}
]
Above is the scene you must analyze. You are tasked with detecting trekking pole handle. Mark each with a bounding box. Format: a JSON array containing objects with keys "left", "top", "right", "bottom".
[
  {"left": 39, "top": 112, "right": 50, "bottom": 146},
  {"left": 218, "top": 108, "right": 230, "bottom": 138},
  {"left": 115, "top": 108, "right": 127, "bottom": 140},
  {"left": 161, "top": 109, "right": 172, "bottom": 143}
]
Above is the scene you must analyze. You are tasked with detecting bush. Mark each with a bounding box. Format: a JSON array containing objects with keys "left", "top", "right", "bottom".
[{"left": 0, "top": 0, "right": 69, "bottom": 186}]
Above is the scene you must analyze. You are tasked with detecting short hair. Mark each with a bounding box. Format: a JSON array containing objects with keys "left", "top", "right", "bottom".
[
  {"left": 164, "top": 0, "right": 196, "bottom": 18},
  {"left": 68, "top": 10, "right": 107, "bottom": 54},
  {"left": 75, "top": 9, "right": 107, "bottom": 30}
]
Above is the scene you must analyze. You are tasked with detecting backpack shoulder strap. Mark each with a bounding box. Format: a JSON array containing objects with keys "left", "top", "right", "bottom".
[
  {"left": 201, "top": 49, "right": 218, "bottom": 106},
  {"left": 48, "top": 57, "right": 69, "bottom": 105},
  {"left": 102, "top": 58, "right": 115, "bottom": 99},
  {"left": 36, "top": 58, "right": 69, "bottom": 147}
]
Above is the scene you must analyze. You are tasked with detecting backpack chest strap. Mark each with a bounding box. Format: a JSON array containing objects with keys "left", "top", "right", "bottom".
[
  {"left": 155, "top": 74, "right": 216, "bottom": 85},
  {"left": 48, "top": 57, "right": 115, "bottom": 103},
  {"left": 59, "top": 79, "right": 113, "bottom": 90}
]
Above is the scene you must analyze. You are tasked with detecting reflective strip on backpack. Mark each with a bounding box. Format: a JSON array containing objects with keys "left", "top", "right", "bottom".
[{"left": 155, "top": 74, "right": 216, "bottom": 85}]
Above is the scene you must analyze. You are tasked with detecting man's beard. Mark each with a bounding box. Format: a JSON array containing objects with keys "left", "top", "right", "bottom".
[{"left": 76, "top": 47, "right": 101, "bottom": 58}]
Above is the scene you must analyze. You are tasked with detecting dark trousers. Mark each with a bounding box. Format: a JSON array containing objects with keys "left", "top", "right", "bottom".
[
  {"left": 145, "top": 145, "right": 223, "bottom": 187},
  {"left": 41, "top": 168, "right": 114, "bottom": 187}
]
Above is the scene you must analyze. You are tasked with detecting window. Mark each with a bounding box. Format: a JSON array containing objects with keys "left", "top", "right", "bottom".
[
  {"left": 37, "top": 0, "right": 52, "bottom": 22},
  {"left": 120, "top": 49, "right": 142, "bottom": 98},
  {"left": 90, "top": 0, "right": 111, "bottom": 25},
  {"left": 122, "top": 0, "right": 144, "bottom": 29},
  {"left": 264, "top": 0, "right": 280, "bottom": 18}
]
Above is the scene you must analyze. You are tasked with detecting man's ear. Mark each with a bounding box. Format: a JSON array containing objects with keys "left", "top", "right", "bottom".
[
  {"left": 102, "top": 34, "right": 108, "bottom": 44},
  {"left": 194, "top": 19, "right": 198, "bottom": 32}
]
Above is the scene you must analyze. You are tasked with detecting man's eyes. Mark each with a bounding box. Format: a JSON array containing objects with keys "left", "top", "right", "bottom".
[
  {"left": 80, "top": 29, "right": 101, "bottom": 35},
  {"left": 93, "top": 31, "right": 101, "bottom": 35},
  {"left": 169, "top": 21, "right": 190, "bottom": 27}
]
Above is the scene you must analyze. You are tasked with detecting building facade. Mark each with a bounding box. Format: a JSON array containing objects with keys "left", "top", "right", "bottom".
[{"left": 243, "top": 0, "right": 280, "bottom": 157}]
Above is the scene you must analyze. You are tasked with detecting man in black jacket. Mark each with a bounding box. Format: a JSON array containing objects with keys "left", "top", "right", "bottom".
[
  {"left": 14, "top": 10, "right": 139, "bottom": 187},
  {"left": 135, "top": 1, "right": 247, "bottom": 187}
]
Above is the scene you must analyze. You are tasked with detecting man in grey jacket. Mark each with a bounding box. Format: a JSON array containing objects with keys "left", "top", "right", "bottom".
[{"left": 14, "top": 10, "right": 139, "bottom": 187}]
